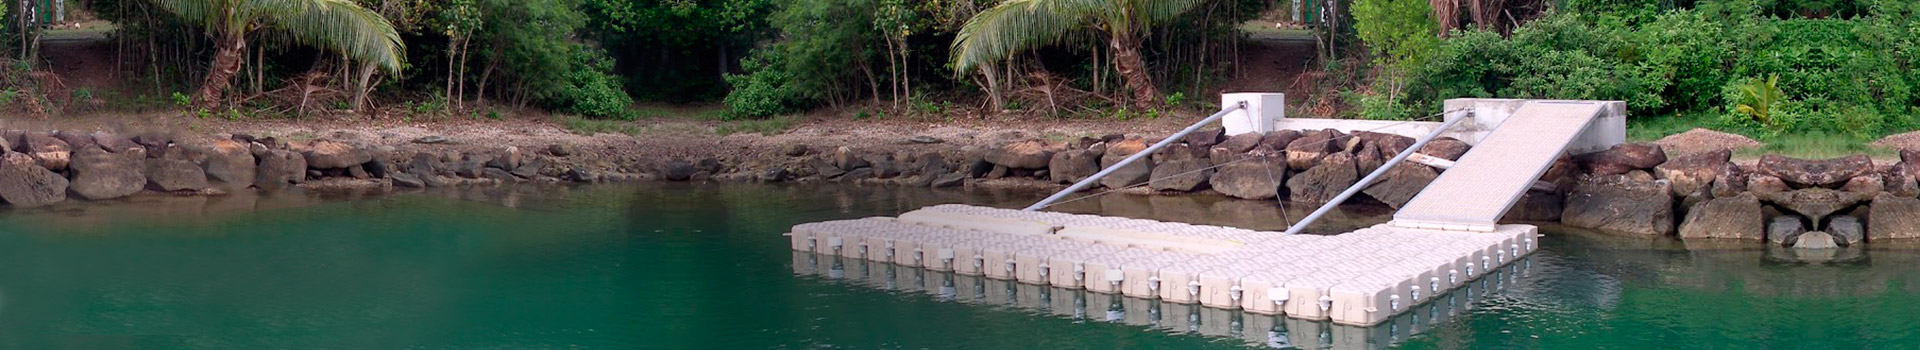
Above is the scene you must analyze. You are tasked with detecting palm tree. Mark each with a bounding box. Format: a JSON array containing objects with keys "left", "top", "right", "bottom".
[
  {"left": 152, "top": 0, "right": 404, "bottom": 108},
  {"left": 951, "top": 0, "right": 1203, "bottom": 110}
]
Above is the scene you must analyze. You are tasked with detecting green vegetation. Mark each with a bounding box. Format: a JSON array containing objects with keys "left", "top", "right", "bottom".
[
  {"left": 147, "top": 0, "right": 403, "bottom": 108},
  {"left": 1350, "top": 0, "right": 1920, "bottom": 143}
]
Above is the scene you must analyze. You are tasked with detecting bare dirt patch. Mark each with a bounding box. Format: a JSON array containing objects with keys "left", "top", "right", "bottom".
[
  {"left": 1871, "top": 130, "right": 1920, "bottom": 152},
  {"left": 1656, "top": 128, "right": 1764, "bottom": 157}
]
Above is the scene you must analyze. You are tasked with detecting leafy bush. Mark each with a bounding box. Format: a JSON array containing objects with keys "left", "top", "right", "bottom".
[
  {"left": 1376, "top": 3, "right": 1919, "bottom": 138},
  {"left": 722, "top": 55, "right": 803, "bottom": 119},
  {"left": 1352, "top": 0, "right": 1439, "bottom": 67},
  {"left": 550, "top": 50, "right": 636, "bottom": 120}
]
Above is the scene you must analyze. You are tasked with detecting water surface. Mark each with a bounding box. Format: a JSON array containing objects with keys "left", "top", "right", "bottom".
[{"left": 0, "top": 183, "right": 1915, "bottom": 349}]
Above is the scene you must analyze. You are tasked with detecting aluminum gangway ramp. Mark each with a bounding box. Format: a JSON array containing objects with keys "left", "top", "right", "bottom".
[{"left": 1391, "top": 101, "right": 1607, "bottom": 232}]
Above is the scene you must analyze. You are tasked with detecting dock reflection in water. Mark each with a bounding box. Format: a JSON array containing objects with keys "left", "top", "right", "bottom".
[{"left": 791, "top": 251, "right": 1532, "bottom": 350}]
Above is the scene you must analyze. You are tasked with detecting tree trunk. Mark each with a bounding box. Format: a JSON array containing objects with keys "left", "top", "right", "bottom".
[
  {"left": 978, "top": 64, "right": 1004, "bottom": 112},
  {"left": 352, "top": 62, "right": 376, "bottom": 112},
  {"left": 194, "top": 33, "right": 247, "bottom": 108},
  {"left": 1109, "top": 34, "right": 1160, "bottom": 110}
]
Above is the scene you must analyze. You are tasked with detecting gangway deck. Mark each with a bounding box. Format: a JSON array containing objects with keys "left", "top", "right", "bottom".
[{"left": 1391, "top": 101, "right": 1608, "bottom": 232}]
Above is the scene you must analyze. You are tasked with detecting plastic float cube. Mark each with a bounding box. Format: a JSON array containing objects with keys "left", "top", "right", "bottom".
[
  {"left": 788, "top": 231, "right": 814, "bottom": 252},
  {"left": 1046, "top": 247, "right": 1118, "bottom": 289},
  {"left": 890, "top": 237, "right": 925, "bottom": 267},
  {"left": 1079, "top": 254, "right": 1132, "bottom": 294},
  {"left": 1120, "top": 256, "right": 1177, "bottom": 299},
  {"left": 1327, "top": 277, "right": 1402, "bottom": 326},
  {"left": 1282, "top": 276, "right": 1336, "bottom": 321},
  {"left": 1014, "top": 246, "right": 1061, "bottom": 285},
  {"left": 1198, "top": 265, "right": 1263, "bottom": 309},
  {"left": 979, "top": 243, "right": 1021, "bottom": 280},
  {"left": 1238, "top": 271, "right": 1291, "bottom": 315},
  {"left": 1156, "top": 259, "right": 1218, "bottom": 304}
]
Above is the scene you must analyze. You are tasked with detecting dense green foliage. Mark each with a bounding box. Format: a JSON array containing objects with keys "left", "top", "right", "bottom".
[{"left": 1359, "top": 0, "right": 1920, "bottom": 139}]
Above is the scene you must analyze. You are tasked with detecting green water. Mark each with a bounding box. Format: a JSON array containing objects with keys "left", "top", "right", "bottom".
[{"left": 0, "top": 183, "right": 1917, "bottom": 349}]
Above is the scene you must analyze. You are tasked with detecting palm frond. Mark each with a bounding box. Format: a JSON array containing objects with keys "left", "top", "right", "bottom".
[
  {"left": 251, "top": 0, "right": 406, "bottom": 73},
  {"left": 148, "top": 0, "right": 224, "bottom": 33},
  {"left": 951, "top": 0, "right": 1106, "bottom": 72},
  {"left": 1127, "top": 0, "right": 1207, "bottom": 32}
]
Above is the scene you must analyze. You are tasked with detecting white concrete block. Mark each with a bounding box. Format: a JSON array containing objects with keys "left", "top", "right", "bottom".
[{"left": 1221, "top": 93, "right": 1285, "bottom": 135}]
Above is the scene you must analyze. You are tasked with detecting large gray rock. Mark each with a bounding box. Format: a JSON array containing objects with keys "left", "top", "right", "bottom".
[
  {"left": 1748, "top": 175, "right": 1789, "bottom": 195},
  {"left": 1677, "top": 193, "right": 1763, "bottom": 240},
  {"left": 831, "top": 146, "right": 869, "bottom": 171},
  {"left": 1048, "top": 150, "right": 1100, "bottom": 184},
  {"left": 986, "top": 140, "right": 1054, "bottom": 169},
  {"left": 1828, "top": 215, "right": 1864, "bottom": 246},
  {"left": 0, "top": 152, "right": 67, "bottom": 207},
  {"left": 68, "top": 146, "right": 146, "bottom": 200},
  {"left": 1211, "top": 158, "right": 1287, "bottom": 200},
  {"left": 255, "top": 149, "right": 308, "bottom": 188},
  {"left": 930, "top": 173, "right": 966, "bottom": 188},
  {"left": 1502, "top": 191, "right": 1565, "bottom": 222},
  {"left": 665, "top": 159, "right": 701, "bottom": 181},
  {"left": 1363, "top": 164, "right": 1437, "bottom": 209},
  {"left": 20, "top": 132, "right": 71, "bottom": 170},
  {"left": 1654, "top": 149, "right": 1732, "bottom": 197},
  {"left": 1148, "top": 159, "right": 1213, "bottom": 192},
  {"left": 1352, "top": 131, "right": 1415, "bottom": 154},
  {"left": 1285, "top": 129, "right": 1345, "bottom": 170},
  {"left": 1841, "top": 174, "right": 1884, "bottom": 198},
  {"left": 1767, "top": 216, "right": 1807, "bottom": 246},
  {"left": 92, "top": 131, "right": 141, "bottom": 154},
  {"left": 1763, "top": 188, "right": 1867, "bottom": 224},
  {"left": 301, "top": 139, "right": 372, "bottom": 169},
  {"left": 1418, "top": 138, "right": 1470, "bottom": 161},
  {"left": 1285, "top": 152, "right": 1359, "bottom": 204},
  {"left": 1756, "top": 154, "right": 1873, "bottom": 188},
  {"left": 1258, "top": 130, "right": 1302, "bottom": 151},
  {"left": 1869, "top": 193, "right": 1920, "bottom": 240},
  {"left": 1576, "top": 143, "right": 1667, "bottom": 176},
  {"left": 204, "top": 139, "right": 255, "bottom": 190},
  {"left": 1794, "top": 231, "right": 1838, "bottom": 249},
  {"left": 390, "top": 172, "right": 426, "bottom": 188},
  {"left": 1098, "top": 153, "right": 1153, "bottom": 189},
  {"left": 145, "top": 158, "right": 208, "bottom": 192},
  {"left": 1184, "top": 128, "right": 1225, "bottom": 149},
  {"left": 1561, "top": 175, "right": 1674, "bottom": 236},
  {"left": 1217, "top": 133, "right": 1264, "bottom": 153},
  {"left": 52, "top": 131, "right": 96, "bottom": 151}
]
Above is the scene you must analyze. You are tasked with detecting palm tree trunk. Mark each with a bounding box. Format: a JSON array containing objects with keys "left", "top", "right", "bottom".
[
  {"left": 1109, "top": 34, "right": 1160, "bottom": 110},
  {"left": 195, "top": 33, "right": 247, "bottom": 108}
]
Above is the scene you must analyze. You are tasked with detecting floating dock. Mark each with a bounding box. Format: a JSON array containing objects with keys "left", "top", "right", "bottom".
[
  {"left": 787, "top": 204, "right": 1536, "bottom": 326},
  {"left": 791, "top": 249, "right": 1530, "bottom": 349}
]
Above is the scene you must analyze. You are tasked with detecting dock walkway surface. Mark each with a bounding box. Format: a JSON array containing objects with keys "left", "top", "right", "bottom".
[
  {"left": 1392, "top": 101, "right": 1607, "bottom": 231},
  {"left": 788, "top": 204, "right": 1535, "bottom": 326}
]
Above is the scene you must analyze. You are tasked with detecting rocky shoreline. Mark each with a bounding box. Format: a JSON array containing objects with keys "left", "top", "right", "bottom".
[
  {"left": 650, "top": 126, "right": 1920, "bottom": 249},
  {"left": 4, "top": 121, "right": 1917, "bottom": 250}
]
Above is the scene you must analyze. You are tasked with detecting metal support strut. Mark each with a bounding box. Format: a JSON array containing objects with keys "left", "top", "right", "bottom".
[
  {"left": 1023, "top": 102, "right": 1248, "bottom": 211},
  {"left": 1280, "top": 112, "right": 1470, "bottom": 235}
]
